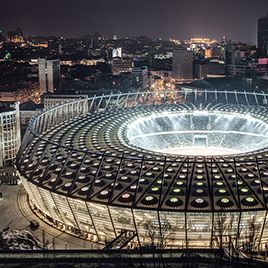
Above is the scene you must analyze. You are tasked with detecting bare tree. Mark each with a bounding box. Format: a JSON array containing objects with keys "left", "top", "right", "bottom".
[
  {"left": 214, "top": 213, "right": 227, "bottom": 249},
  {"left": 143, "top": 218, "right": 171, "bottom": 249},
  {"left": 244, "top": 216, "right": 259, "bottom": 256},
  {"left": 143, "top": 220, "right": 157, "bottom": 248},
  {"left": 160, "top": 220, "right": 171, "bottom": 249}
]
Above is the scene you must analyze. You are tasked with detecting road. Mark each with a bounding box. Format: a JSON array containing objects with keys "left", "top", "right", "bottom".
[{"left": 0, "top": 183, "right": 102, "bottom": 249}]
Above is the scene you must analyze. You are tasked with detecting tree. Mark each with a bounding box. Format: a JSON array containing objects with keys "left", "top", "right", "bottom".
[{"left": 214, "top": 213, "right": 227, "bottom": 249}]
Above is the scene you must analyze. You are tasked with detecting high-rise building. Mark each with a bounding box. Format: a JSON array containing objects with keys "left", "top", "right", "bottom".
[
  {"left": 112, "top": 47, "right": 122, "bottom": 58},
  {"left": 48, "top": 37, "right": 59, "bottom": 53},
  {"left": 38, "top": 59, "right": 61, "bottom": 95},
  {"left": 0, "top": 103, "right": 21, "bottom": 167},
  {"left": 258, "top": 13, "right": 268, "bottom": 57},
  {"left": 0, "top": 103, "right": 21, "bottom": 185},
  {"left": 172, "top": 48, "right": 193, "bottom": 82},
  {"left": 131, "top": 67, "right": 149, "bottom": 89}
]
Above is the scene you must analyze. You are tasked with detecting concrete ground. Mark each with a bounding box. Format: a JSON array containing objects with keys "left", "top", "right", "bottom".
[{"left": 0, "top": 183, "right": 102, "bottom": 250}]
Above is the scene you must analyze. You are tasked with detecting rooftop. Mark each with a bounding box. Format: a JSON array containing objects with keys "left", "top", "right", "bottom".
[{"left": 0, "top": 103, "right": 14, "bottom": 113}]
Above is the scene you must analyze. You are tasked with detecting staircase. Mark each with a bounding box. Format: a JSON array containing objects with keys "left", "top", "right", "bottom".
[{"left": 104, "top": 230, "right": 136, "bottom": 250}]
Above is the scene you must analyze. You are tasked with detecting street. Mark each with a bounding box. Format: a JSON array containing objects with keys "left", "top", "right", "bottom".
[{"left": 0, "top": 183, "right": 102, "bottom": 250}]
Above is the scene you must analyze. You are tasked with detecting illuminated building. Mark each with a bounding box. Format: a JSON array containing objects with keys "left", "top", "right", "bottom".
[
  {"left": 60, "top": 58, "right": 105, "bottom": 66},
  {"left": 32, "top": 42, "right": 48, "bottom": 48},
  {"left": 169, "top": 38, "right": 181, "bottom": 45},
  {"left": 150, "top": 76, "right": 164, "bottom": 91},
  {"left": 6, "top": 28, "right": 24, "bottom": 43},
  {"left": 150, "top": 71, "right": 174, "bottom": 91},
  {"left": 38, "top": 59, "right": 61, "bottom": 95},
  {"left": 112, "top": 58, "right": 133, "bottom": 75},
  {"left": 205, "top": 48, "right": 212, "bottom": 58},
  {"left": 112, "top": 47, "right": 123, "bottom": 58},
  {"left": 43, "top": 94, "right": 88, "bottom": 109},
  {"left": 258, "top": 13, "right": 268, "bottom": 57},
  {"left": 0, "top": 103, "right": 20, "bottom": 167},
  {"left": 227, "top": 63, "right": 268, "bottom": 78},
  {"left": 0, "top": 86, "right": 40, "bottom": 104},
  {"left": 185, "top": 38, "right": 217, "bottom": 46},
  {"left": 16, "top": 90, "right": 268, "bottom": 250}
]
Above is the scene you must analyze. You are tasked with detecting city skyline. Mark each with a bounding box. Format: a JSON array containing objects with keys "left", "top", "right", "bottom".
[
  {"left": 1, "top": 0, "right": 268, "bottom": 263},
  {"left": 0, "top": 0, "right": 267, "bottom": 43}
]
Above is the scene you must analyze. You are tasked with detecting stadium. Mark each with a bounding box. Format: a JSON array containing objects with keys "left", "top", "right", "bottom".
[{"left": 16, "top": 89, "right": 268, "bottom": 250}]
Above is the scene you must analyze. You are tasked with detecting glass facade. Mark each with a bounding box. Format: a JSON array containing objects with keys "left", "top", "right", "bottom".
[{"left": 20, "top": 176, "right": 268, "bottom": 249}]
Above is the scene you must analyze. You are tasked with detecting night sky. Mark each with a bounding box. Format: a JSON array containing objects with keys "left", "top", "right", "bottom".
[{"left": 1, "top": 0, "right": 267, "bottom": 43}]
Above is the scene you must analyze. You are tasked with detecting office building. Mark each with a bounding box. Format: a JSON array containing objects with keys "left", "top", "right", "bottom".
[
  {"left": 38, "top": 59, "right": 61, "bottom": 95},
  {"left": 258, "top": 13, "right": 268, "bottom": 57},
  {"left": 43, "top": 94, "right": 88, "bottom": 109},
  {"left": 194, "top": 61, "right": 226, "bottom": 79},
  {"left": 112, "top": 58, "right": 133, "bottom": 75},
  {"left": 227, "top": 61, "right": 268, "bottom": 78},
  {"left": 19, "top": 101, "right": 43, "bottom": 127},
  {"left": 0, "top": 103, "right": 21, "bottom": 167},
  {"left": 172, "top": 48, "right": 193, "bottom": 82},
  {"left": 112, "top": 47, "right": 122, "bottom": 58}
]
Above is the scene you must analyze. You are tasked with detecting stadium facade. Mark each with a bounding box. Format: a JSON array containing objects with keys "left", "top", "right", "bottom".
[{"left": 16, "top": 89, "right": 268, "bottom": 250}]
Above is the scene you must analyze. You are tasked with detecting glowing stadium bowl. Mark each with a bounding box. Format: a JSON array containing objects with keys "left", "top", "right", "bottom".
[
  {"left": 124, "top": 110, "right": 268, "bottom": 156},
  {"left": 16, "top": 90, "right": 268, "bottom": 250}
]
